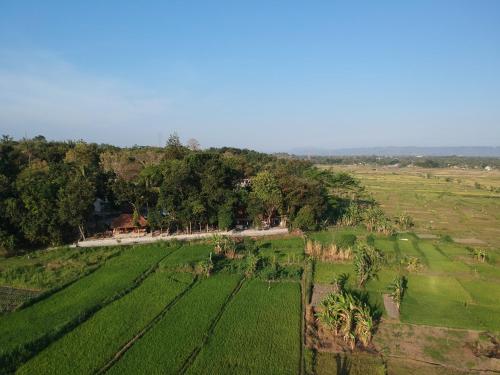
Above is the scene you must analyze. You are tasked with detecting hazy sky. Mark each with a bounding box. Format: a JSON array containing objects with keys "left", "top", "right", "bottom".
[{"left": 1, "top": 1, "right": 499, "bottom": 151}]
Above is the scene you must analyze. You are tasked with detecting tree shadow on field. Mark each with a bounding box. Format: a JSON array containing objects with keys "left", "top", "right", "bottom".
[{"left": 335, "top": 354, "right": 352, "bottom": 375}]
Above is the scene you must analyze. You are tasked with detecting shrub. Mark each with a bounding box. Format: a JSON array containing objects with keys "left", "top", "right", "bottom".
[
  {"left": 354, "top": 243, "right": 384, "bottom": 288},
  {"left": 316, "top": 289, "right": 376, "bottom": 349},
  {"left": 293, "top": 205, "right": 317, "bottom": 231},
  {"left": 405, "top": 256, "right": 422, "bottom": 272},
  {"left": 387, "top": 275, "right": 408, "bottom": 311}
]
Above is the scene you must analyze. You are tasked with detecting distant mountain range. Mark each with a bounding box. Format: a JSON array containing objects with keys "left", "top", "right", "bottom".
[{"left": 289, "top": 146, "right": 500, "bottom": 157}]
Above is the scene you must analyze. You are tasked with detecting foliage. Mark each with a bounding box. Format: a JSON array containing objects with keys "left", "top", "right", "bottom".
[
  {"left": 243, "top": 253, "right": 260, "bottom": 277},
  {"left": 194, "top": 254, "right": 214, "bottom": 277},
  {"left": 242, "top": 237, "right": 257, "bottom": 254},
  {"left": 468, "top": 248, "right": 488, "bottom": 263},
  {"left": 354, "top": 243, "right": 384, "bottom": 288},
  {"left": 405, "top": 256, "right": 422, "bottom": 272},
  {"left": 316, "top": 288, "right": 376, "bottom": 349},
  {"left": 293, "top": 205, "right": 317, "bottom": 231},
  {"left": 211, "top": 234, "right": 236, "bottom": 258},
  {"left": 387, "top": 275, "right": 408, "bottom": 311},
  {"left": 1, "top": 134, "right": 363, "bottom": 254},
  {"left": 395, "top": 212, "right": 414, "bottom": 231},
  {"left": 363, "top": 206, "right": 395, "bottom": 235},
  {"left": 331, "top": 272, "right": 350, "bottom": 294},
  {"left": 249, "top": 171, "right": 283, "bottom": 226}
]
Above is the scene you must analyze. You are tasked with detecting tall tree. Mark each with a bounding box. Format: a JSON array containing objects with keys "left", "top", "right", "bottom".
[{"left": 250, "top": 171, "right": 283, "bottom": 226}]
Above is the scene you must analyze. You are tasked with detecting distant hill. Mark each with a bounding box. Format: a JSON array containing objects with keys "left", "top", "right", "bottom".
[{"left": 290, "top": 146, "right": 500, "bottom": 157}]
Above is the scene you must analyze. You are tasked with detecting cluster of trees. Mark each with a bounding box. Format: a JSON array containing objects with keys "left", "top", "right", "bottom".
[
  {"left": 0, "top": 134, "right": 364, "bottom": 256},
  {"left": 289, "top": 154, "right": 500, "bottom": 169}
]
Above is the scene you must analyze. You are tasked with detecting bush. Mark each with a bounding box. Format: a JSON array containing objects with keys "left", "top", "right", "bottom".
[{"left": 293, "top": 205, "right": 317, "bottom": 231}]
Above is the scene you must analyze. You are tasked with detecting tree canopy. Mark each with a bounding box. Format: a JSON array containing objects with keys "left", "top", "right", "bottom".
[{"left": 0, "top": 134, "right": 364, "bottom": 256}]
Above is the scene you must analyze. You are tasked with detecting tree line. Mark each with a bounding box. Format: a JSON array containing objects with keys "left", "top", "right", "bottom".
[{"left": 0, "top": 134, "right": 365, "bottom": 256}]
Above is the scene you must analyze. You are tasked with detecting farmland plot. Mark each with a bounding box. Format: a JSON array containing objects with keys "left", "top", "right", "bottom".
[
  {"left": 186, "top": 280, "right": 302, "bottom": 375},
  {"left": 17, "top": 271, "right": 193, "bottom": 375},
  {"left": 0, "top": 244, "right": 174, "bottom": 372},
  {"left": 108, "top": 273, "right": 242, "bottom": 374}
]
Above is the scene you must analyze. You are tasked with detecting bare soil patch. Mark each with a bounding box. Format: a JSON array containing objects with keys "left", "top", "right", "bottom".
[
  {"left": 383, "top": 294, "right": 399, "bottom": 320},
  {"left": 373, "top": 321, "right": 500, "bottom": 372},
  {"left": 310, "top": 284, "right": 337, "bottom": 307}
]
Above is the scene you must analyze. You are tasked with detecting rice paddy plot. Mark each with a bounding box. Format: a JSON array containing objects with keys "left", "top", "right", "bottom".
[
  {"left": 397, "top": 238, "right": 423, "bottom": 259},
  {"left": 417, "top": 242, "right": 470, "bottom": 274},
  {"left": 158, "top": 243, "right": 213, "bottom": 271},
  {"left": 17, "top": 271, "right": 193, "bottom": 375},
  {"left": 0, "top": 243, "right": 173, "bottom": 372},
  {"left": 107, "top": 273, "right": 242, "bottom": 375},
  {"left": 314, "top": 262, "right": 354, "bottom": 284},
  {"left": 400, "top": 274, "right": 489, "bottom": 330},
  {"left": 257, "top": 237, "right": 305, "bottom": 263},
  {"left": 186, "top": 280, "right": 301, "bottom": 375}
]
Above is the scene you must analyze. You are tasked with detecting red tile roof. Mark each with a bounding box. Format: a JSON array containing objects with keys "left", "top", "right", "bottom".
[{"left": 111, "top": 213, "right": 148, "bottom": 229}]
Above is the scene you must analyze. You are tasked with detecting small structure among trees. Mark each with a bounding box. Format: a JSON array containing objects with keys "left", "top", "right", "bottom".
[{"left": 111, "top": 213, "right": 148, "bottom": 236}]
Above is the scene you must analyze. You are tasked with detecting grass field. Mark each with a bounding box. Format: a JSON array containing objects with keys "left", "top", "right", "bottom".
[
  {"left": 320, "top": 165, "right": 500, "bottom": 247},
  {"left": 187, "top": 280, "right": 301, "bottom": 375},
  {"left": 0, "top": 243, "right": 174, "bottom": 372},
  {"left": 107, "top": 273, "right": 242, "bottom": 374}
]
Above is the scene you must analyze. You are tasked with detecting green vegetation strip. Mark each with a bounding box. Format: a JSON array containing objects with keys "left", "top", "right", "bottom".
[
  {"left": 0, "top": 244, "right": 173, "bottom": 373},
  {"left": 107, "top": 273, "right": 242, "bottom": 374},
  {"left": 186, "top": 280, "right": 302, "bottom": 375},
  {"left": 17, "top": 271, "right": 194, "bottom": 375}
]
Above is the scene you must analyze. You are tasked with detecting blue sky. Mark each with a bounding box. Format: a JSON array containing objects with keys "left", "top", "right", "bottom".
[{"left": 0, "top": 1, "right": 499, "bottom": 151}]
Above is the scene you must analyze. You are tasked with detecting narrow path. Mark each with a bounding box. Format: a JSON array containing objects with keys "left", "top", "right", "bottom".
[
  {"left": 74, "top": 228, "right": 290, "bottom": 248},
  {"left": 178, "top": 277, "right": 246, "bottom": 374},
  {"left": 97, "top": 275, "right": 199, "bottom": 374}
]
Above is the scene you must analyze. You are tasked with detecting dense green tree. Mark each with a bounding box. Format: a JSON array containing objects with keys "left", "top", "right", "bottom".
[
  {"left": 58, "top": 174, "right": 96, "bottom": 240},
  {"left": 250, "top": 171, "right": 283, "bottom": 226},
  {"left": 0, "top": 134, "right": 367, "bottom": 255},
  {"left": 293, "top": 205, "right": 317, "bottom": 231}
]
